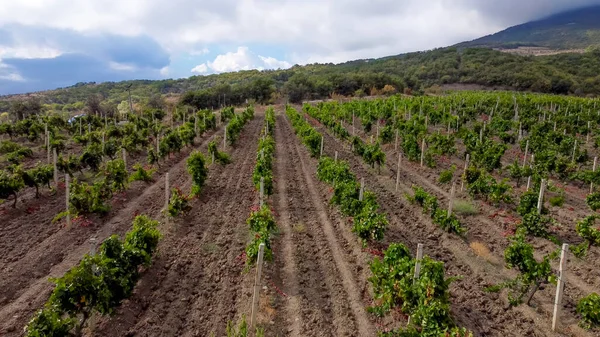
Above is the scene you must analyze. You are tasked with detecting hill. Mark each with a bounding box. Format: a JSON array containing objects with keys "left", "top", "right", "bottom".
[{"left": 458, "top": 5, "right": 600, "bottom": 50}]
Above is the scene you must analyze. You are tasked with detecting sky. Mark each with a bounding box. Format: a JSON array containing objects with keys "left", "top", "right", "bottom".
[{"left": 0, "top": 0, "right": 599, "bottom": 95}]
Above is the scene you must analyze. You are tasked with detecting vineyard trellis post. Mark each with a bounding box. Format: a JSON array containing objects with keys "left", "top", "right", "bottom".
[
  {"left": 526, "top": 176, "right": 531, "bottom": 191},
  {"left": 420, "top": 139, "right": 425, "bottom": 167},
  {"left": 460, "top": 154, "right": 469, "bottom": 192},
  {"left": 394, "top": 130, "right": 399, "bottom": 152},
  {"left": 122, "top": 148, "right": 127, "bottom": 169},
  {"left": 537, "top": 179, "right": 546, "bottom": 214},
  {"left": 359, "top": 178, "right": 365, "bottom": 201},
  {"left": 259, "top": 177, "right": 264, "bottom": 207},
  {"left": 522, "top": 140, "right": 529, "bottom": 168},
  {"left": 224, "top": 126, "right": 227, "bottom": 148},
  {"left": 571, "top": 140, "right": 578, "bottom": 163},
  {"left": 164, "top": 172, "right": 170, "bottom": 211},
  {"left": 587, "top": 121, "right": 591, "bottom": 144},
  {"left": 53, "top": 148, "right": 58, "bottom": 187},
  {"left": 65, "top": 174, "right": 71, "bottom": 229},
  {"left": 552, "top": 243, "right": 568, "bottom": 332},
  {"left": 250, "top": 243, "right": 265, "bottom": 328},
  {"left": 320, "top": 136, "right": 324, "bottom": 158},
  {"left": 334, "top": 151, "right": 338, "bottom": 162},
  {"left": 591, "top": 157, "right": 597, "bottom": 193},
  {"left": 46, "top": 131, "right": 51, "bottom": 164},
  {"left": 396, "top": 153, "right": 402, "bottom": 192}
]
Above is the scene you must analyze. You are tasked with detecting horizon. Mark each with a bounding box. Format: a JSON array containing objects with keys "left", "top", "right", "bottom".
[{"left": 1, "top": 0, "right": 600, "bottom": 95}]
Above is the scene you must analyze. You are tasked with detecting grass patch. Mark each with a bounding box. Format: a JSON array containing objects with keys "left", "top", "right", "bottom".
[
  {"left": 453, "top": 199, "right": 479, "bottom": 216},
  {"left": 549, "top": 195, "right": 565, "bottom": 207},
  {"left": 292, "top": 223, "right": 306, "bottom": 233},
  {"left": 201, "top": 243, "right": 219, "bottom": 253}
]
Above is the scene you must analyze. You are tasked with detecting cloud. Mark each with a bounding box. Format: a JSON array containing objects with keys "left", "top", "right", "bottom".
[
  {"left": 191, "top": 47, "right": 291, "bottom": 74},
  {"left": 1, "top": 0, "right": 600, "bottom": 93},
  {"left": 191, "top": 63, "right": 208, "bottom": 74},
  {"left": 0, "top": 25, "right": 170, "bottom": 94}
]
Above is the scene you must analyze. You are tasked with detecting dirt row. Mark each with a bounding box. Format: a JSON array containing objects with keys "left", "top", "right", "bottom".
[
  {"left": 91, "top": 113, "right": 263, "bottom": 336},
  {"left": 342, "top": 117, "right": 600, "bottom": 324},
  {"left": 0, "top": 125, "right": 224, "bottom": 335},
  {"left": 261, "top": 113, "right": 376, "bottom": 336},
  {"left": 309, "top": 113, "right": 594, "bottom": 336}
]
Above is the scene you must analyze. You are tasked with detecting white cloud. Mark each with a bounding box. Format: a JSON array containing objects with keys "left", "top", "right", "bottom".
[
  {"left": 191, "top": 63, "right": 208, "bottom": 74},
  {"left": 259, "top": 55, "right": 291, "bottom": 70},
  {"left": 191, "top": 46, "right": 291, "bottom": 74},
  {"left": 160, "top": 66, "right": 170, "bottom": 76},
  {"left": 1, "top": 0, "right": 598, "bottom": 70},
  {"left": 0, "top": 61, "right": 24, "bottom": 81},
  {"left": 109, "top": 61, "right": 136, "bottom": 71},
  {"left": 0, "top": 45, "right": 62, "bottom": 59}
]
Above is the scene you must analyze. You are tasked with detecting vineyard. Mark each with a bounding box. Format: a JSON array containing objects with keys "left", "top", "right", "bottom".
[{"left": 1, "top": 91, "right": 600, "bottom": 336}]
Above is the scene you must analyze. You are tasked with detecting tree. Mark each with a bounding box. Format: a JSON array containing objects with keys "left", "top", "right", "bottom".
[
  {"left": 86, "top": 94, "right": 104, "bottom": 116},
  {"left": 9, "top": 98, "right": 42, "bottom": 121}
]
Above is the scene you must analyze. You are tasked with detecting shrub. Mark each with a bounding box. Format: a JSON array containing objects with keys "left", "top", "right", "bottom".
[
  {"left": 577, "top": 293, "right": 600, "bottom": 329},
  {"left": 549, "top": 194, "right": 565, "bottom": 207},
  {"left": 186, "top": 151, "right": 208, "bottom": 196},
  {"left": 453, "top": 200, "right": 479, "bottom": 216},
  {"left": 129, "top": 164, "right": 156, "bottom": 183},
  {"left": 167, "top": 187, "right": 191, "bottom": 217},
  {"left": 586, "top": 192, "right": 600, "bottom": 211},
  {"left": 439, "top": 165, "right": 456, "bottom": 184}
]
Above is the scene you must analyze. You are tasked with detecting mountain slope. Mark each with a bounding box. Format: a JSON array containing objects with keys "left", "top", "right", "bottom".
[{"left": 457, "top": 5, "right": 600, "bottom": 50}]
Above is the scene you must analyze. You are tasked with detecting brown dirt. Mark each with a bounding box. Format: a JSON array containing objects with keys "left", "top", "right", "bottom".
[
  {"left": 309, "top": 111, "right": 596, "bottom": 336},
  {"left": 0, "top": 126, "right": 223, "bottom": 335},
  {"left": 88, "top": 114, "right": 262, "bottom": 336}
]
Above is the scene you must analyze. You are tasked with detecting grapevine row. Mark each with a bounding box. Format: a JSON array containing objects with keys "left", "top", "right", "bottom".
[
  {"left": 246, "top": 107, "right": 276, "bottom": 265},
  {"left": 286, "top": 105, "right": 472, "bottom": 335}
]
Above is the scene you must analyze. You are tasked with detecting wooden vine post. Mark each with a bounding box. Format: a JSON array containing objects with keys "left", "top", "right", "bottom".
[
  {"left": 259, "top": 177, "right": 264, "bottom": 207},
  {"left": 420, "top": 139, "right": 425, "bottom": 167},
  {"left": 394, "top": 129, "right": 399, "bottom": 152},
  {"left": 407, "top": 243, "right": 424, "bottom": 325},
  {"left": 571, "top": 140, "right": 578, "bottom": 163},
  {"left": 320, "top": 136, "right": 324, "bottom": 158},
  {"left": 587, "top": 121, "right": 591, "bottom": 144},
  {"left": 522, "top": 140, "right": 529, "bottom": 168},
  {"left": 250, "top": 243, "right": 265, "bottom": 328},
  {"left": 396, "top": 153, "right": 402, "bottom": 192},
  {"left": 552, "top": 243, "right": 569, "bottom": 332},
  {"left": 526, "top": 176, "right": 532, "bottom": 191},
  {"left": 46, "top": 131, "right": 51, "bottom": 164},
  {"left": 334, "top": 151, "right": 338, "bottom": 162},
  {"left": 65, "top": 174, "right": 71, "bottom": 229},
  {"left": 591, "top": 157, "right": 597, "bottom": 193},
  {"left": 460, "top": 154, "right": 469, "bottom": 192},
  {"left": 359, "top": 178, "right": 365, "bottom": 201},
  {"left": 164, "top": 172, "right": 170, "bottom": 211},
  {"left": 224, "top": 126, "right": 227, "bottom": 148},
  {"left": 53, "top": 148, "right": 58, "bottom": 187},
  {"left": 537, "top": 179, "right": 546, "bottom": 214},
  {"left": 122, "top": 148, "right": 127, "bottom": 169}
]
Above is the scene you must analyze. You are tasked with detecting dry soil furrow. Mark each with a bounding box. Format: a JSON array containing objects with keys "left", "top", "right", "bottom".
[
  {"left": 279, "top": 113, "right": 375, "bottom": 337},
  {"left": 315, "top": 121, "right": 587, "bottom": 336},
  {"left": 0, "top": 128, "right": 222, "bottom": 335},
  {"left": 92, "top": 115, "right": 261, "bottom": 337}
]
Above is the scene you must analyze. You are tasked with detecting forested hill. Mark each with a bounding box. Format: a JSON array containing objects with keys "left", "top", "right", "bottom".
[
  {"left": 457, "top": 5, "right": 600, "bottom": 50},
  {"left": 2, "top": 47, "right": 600, "bottom": 115}
]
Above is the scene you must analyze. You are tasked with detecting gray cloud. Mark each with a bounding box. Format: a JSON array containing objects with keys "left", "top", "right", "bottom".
[{"left": 1, "top": 0, "right": 599, "bottom": 94}]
